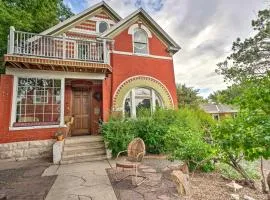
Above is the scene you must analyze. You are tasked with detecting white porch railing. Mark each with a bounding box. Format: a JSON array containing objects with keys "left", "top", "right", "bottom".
[{"left": 8, "top": 26, "right": 109, "bottom": 64}]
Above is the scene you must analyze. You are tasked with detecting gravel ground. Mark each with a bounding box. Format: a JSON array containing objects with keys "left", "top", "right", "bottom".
[
  {"left": 0, "top": 158, "right": 57, "bottom": 200},
  {"left": 108, "top": 158, "right": 269, "bottom": 200}
]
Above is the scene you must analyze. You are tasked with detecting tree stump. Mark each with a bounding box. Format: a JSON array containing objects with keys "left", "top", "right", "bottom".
[{"left": 171, "top": 170, "right": 190, "bottom": 196}]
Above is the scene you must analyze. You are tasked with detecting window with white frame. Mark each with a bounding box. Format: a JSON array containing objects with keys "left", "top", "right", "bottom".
[
  {"left": 124, "top": 87, "right": 163, "bottom": 118},
  {"left": 98, "top": 21, "right": 109, "bottom": 33},
  {"left": 34, "top": 90, "right": 48, "bottom": 104},
  {"left": 133, "top": 28, "right": 148, "bottom": 54},
  {"left": 15, "top": 78, "right": 62, "bottom": 125}
]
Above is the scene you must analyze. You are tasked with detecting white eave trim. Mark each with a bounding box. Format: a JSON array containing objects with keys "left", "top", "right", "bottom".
[
  {"left": 6, "top": 68, "right": 106, "bottom": 80},
  {"left": 110, "top": 50, "right": 172, "bottom": 60}
]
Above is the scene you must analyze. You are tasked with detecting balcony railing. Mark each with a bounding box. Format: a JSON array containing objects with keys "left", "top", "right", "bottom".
[{"left": 8, "top": 27, "right": 109, "bottom": 64}]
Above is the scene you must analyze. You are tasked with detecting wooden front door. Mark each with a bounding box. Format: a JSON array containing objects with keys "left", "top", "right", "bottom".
[{"left": 72, "top": 88, "right": 90, "bottom": 135}]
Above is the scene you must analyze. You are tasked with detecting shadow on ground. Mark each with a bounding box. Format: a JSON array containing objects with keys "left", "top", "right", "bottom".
[{"left": 0, "top": 158, "right": 57, "bottom": 200}]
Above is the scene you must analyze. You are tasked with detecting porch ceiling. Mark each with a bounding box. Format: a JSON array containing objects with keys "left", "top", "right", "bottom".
[{"left": 4, "top": 54, "right": 112, "bottom": 74}]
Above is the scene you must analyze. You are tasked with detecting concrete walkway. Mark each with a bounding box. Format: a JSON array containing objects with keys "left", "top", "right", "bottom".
[{"left": 42, "top": 160, "right": 117, "bottom": 200}]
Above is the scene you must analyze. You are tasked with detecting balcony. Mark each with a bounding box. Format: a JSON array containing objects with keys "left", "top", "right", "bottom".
[{"left": 4, "top": 27, "right": 112, "bottom": 74}]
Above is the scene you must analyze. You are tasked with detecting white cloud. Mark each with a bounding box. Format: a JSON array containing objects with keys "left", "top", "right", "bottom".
[{"left": 70, "top": 0, "right": 266, "bottom": 98}]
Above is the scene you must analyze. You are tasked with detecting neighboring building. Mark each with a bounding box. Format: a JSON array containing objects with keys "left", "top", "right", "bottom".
[
  {"left": 200, "top": 103, "right": 238, "bottom": 120},
  {"left": 0, "top": 2, "right": 180, "bottom": 161}
]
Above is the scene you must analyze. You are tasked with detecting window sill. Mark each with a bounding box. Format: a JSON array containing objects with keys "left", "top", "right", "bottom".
[{"left": 9, "top": 124, "right": 66, "bottom": 131}]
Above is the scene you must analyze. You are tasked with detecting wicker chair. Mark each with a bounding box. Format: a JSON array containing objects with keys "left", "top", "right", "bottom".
[{"left": 115, "top": 138, "right": 147, "bottom": 185}]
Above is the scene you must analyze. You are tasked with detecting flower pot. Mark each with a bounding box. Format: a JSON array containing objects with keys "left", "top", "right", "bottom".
[{"left": 56, "top": 135, "right": 64, "bottom": 141}]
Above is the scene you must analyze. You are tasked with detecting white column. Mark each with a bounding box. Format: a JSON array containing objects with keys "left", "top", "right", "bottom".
[
  {"left": 60, "top": 78, "right": 65, "bottom": 126},
  {"left": 103, "top": 39, "right": 107, "bottom": 63},
  {"left": 131, "top": 89, "right": 136, "bottom": 118},
  {"left": 9, "top": 26, "right": 15, "bottom": 54},
  {"left": 62, "top": 33, "right": 66, "bottom": 59},
  {"left": 10, "top": 76, "right": 18, "bottom": 127},
  {"left": 151, "top": 89, "right": 156, "bottom": 113}
]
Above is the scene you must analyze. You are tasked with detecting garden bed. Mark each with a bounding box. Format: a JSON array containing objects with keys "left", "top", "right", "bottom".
[{"left": 107, "top": 158, "right": 268, "bottom": 200}]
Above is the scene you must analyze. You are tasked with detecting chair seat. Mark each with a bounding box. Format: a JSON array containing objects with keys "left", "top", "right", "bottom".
[{"left": 116, "top": 160, "right": 140, "bottom": 169}]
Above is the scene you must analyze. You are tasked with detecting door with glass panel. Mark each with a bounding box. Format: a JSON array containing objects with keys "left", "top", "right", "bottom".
[{"left": 72, "top": 87, "right": 90, "bottom": 135}]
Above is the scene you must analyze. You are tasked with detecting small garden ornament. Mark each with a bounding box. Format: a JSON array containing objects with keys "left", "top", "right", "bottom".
[{"left": 55, "top": 129, "right": 64, "bottom": 141}]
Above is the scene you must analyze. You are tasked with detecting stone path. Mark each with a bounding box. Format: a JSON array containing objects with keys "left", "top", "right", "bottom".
[
  {"left": 43, "top": 160, "right": 117, "bottom": 200},
  {"left": 106, "top": 160, "right": 180, "bottom": 200}
]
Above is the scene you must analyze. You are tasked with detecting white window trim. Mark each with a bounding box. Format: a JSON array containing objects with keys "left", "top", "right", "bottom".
[
  {"left": 33, "top": 89, "right": 49, "bottom": 104},
  {"left": 96, "top": 21, "right": 110, "bottom": 33},
  {"left": 10, "top": 76, "right": 65, "bottom": 129},
  {"left": 133, "top": 28, "right": 149, "bottom": 55},
  {"left": 123, "top": 87, "right": 162, "bottom": 118}
]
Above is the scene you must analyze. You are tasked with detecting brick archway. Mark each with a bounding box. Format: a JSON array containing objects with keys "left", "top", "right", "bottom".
[{"left": 113, "top": 75, "right": 174, "bottom": 111}]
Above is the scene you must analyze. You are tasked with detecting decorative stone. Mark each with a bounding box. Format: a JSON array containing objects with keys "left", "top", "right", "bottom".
[
  {"left": 53, "top": 140, "right": 64, "bottom": 164},
  {"left": 226, "top": 181, "right": 243, "bottom": 192},
  {"left": 171, "top": 170, "right": 190, "bottom": 196},
  {"left": 230, "top": 194, "right": 240, "bottom": 200},
  {"left": 243, "top": 195, "right": 256, "bottom": 200}
]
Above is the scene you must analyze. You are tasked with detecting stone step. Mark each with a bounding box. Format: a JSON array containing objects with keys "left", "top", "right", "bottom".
[
  {"left": 62, "top": 147, "right": 106, "bottom": 156},
  {"left": 60, "top": 154, "right": 107, "bottom": 164},
  {"left": 64, "top": 136, "right": 104, "bottom": 145},
  {"left": 62, "top": 149, "right": 106, "bottom": 159},
  {"left": 63, "top": 142, "right": 105, "bottom": 151}
]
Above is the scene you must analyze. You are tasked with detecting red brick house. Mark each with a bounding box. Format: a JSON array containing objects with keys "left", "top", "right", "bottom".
[{"left": 0, "top": 2, "right": 180, "bottom": 161}]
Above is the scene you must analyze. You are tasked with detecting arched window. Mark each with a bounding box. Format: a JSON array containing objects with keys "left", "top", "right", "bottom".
[
  {"left": 98, "top": 21, "right": 109, "bottom": 33},
  {"left": 124, "top": 87, "right": 163, "bottom": 118},
  {"left": 133, "top": 28, "right": 148, "bottom": 54}
]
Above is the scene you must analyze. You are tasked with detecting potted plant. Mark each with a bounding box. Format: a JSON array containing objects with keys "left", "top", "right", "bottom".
[{"left": 55, "top": 129, "right": 64, "bottom": 141}]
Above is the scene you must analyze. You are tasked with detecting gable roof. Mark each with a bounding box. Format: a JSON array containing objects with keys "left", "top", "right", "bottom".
[
  {"left": 100, "top": 8, "right": 181, "bottom": 52},
  {"left": 39, "top": 1, "right": 122, "bottom": 36},
  {"left": 200, "top": 103, "right": 238, "bottom": 114}
]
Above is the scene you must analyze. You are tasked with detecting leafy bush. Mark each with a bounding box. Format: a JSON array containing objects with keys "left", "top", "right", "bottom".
[
  {"left": 102, "top": 108, "right": 216, "bottom": 172},
  {"left": 101, "top": 119, "right": 138, "bottom": 157}
]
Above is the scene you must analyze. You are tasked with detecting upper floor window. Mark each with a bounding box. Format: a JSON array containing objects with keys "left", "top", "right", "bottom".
[
  {"left": 133, "top": 28, "right": 148, "bottom": 54},
  {"left": 98, "top": 21, "right": 109, "bottom": 33}
]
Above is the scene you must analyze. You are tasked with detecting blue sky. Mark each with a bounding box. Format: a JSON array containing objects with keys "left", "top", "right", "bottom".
[{"left": 64, "top": 0, "right": 266, "bottom": 98}]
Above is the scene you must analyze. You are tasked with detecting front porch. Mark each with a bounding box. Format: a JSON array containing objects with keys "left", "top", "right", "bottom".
[{"left": 5, "top": 68, "right": 107, "bottom": 136}]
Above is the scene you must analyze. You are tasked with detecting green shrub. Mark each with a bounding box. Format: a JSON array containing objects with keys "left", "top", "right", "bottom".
[
  {"left": 216, "top": 161, "right": 260, "bottom": 180},
  {"left": 101, "top": 119, "right": 138, "bottom": 157},
  {"left": 101, "top": 107, "right": 216, "bottom": 170},
  {"left": 164, "top": 125, "right": 215, "bottom": 172}
]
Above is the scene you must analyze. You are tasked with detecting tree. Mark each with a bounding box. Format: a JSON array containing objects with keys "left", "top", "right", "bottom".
[
  {"left": 176, "top": 84, "right": 206, "bottom": 108},
  {"left": 208, "top": 84, "right": 243, "bottom": 104},
  {"left": 216, "top": 9, "right": 270, "bottom": 82},
  {"left": 214, "top": 6, "right": 270, "bottom": 191},
  {"left": 0, "top": 0, "right": 73, "bottom": 58}
]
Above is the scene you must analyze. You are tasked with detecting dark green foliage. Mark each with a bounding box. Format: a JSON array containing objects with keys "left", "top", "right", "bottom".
[
  {"left": 102, "top": 108, "right": 216, "bottom": 172},
  {"left": 216, "top": 8, "right": 270, "bottom": 82},
  {"left": 0, "top": 0, "right": 74, "bottom": 72},
  {"left": 101, "top": 119, "right": 138, "bottom": 157},
  {"left": 176, "top": 84, "right": 207, "bottom": 108}
]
